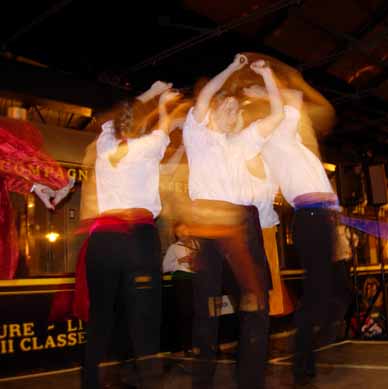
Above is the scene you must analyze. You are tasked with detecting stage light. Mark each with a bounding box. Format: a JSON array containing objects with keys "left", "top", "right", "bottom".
[{"left": 45, "top": 232, "right": 59, "bottom": 243}]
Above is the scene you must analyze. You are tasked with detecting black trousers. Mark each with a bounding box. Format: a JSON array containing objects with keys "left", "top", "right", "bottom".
[
  {"left": 292, "top": 208, "right": 338, "bottom": 376},
  {"left": 191, "top": 205, "right": 270, "bottom": 389},
  {"left": 172, "top": 272, "right": 194, "bottom": 352},
  {"left": 82, "top": 224, "right": 162, "bottom": 389}
]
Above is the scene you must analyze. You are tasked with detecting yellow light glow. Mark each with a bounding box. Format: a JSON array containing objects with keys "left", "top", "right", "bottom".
[
  {"left": 45, "top": 232, "right": 60, "bottom": 243},
  {"left": 323, "top": 163, "right": 336, "bottom": 172}
]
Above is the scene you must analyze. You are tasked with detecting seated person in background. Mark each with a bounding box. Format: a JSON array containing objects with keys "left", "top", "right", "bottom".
[
  {"left": 335, "top": 224, "right": 359, "bottom": 263},
  {"left": 163, "top": 224, "right": 198, "bottom": 355},
  {"left": 333, "top": 224, "right": 357, "bottom": 336},
  {"left": 163, "top": 224, "right": 198, "bottom": 275}
]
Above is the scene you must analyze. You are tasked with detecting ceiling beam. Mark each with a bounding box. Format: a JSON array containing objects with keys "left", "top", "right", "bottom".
[
  {"left": 128, "top": 0, "right": 301, "bottom": 73},
  {"left": 296, "top": 0, "right": 388, "bottom": 71},
  {"left": 0, "top": 90, "right": 92, "bottom": 117},
  {"left": 1, "top": 0, "right": 74, "bottom": 50}
]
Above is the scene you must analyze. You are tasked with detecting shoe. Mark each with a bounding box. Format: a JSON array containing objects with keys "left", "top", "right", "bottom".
[
  {"left": 293, "top": 354, "right": 316, "bottom": 387},
  {"left": 304, "top": 354, "right": 316, "bottom": 378}
]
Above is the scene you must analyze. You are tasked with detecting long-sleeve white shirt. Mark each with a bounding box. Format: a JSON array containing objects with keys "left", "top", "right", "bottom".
[
  {"left": 162, "top": 241, "right": 195, "bottom": 273},
  {"left": 95, "top": 121, "right": 170, "bottom": 217},
  {"left": 183, "top": 108, "right": 266, "bottom": 204},
  {"left": 261, "top": 105, "right": 336, "bottom": 207}
]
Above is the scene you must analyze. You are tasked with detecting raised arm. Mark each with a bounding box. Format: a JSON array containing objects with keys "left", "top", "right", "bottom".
[
  {"left": 194, "top": 54, "right": 248, "bottom": 123},
  {"left": 166, "top": 99, "right": 193, "bottom": 133},
  {"left": 136, "top": 80, "right": 172, "bottom": 104},
  {"left": 281, "top": 88, "right": 303, "bottom": 110},
  {"left": 160, "top": 144, "right": 185, "bottom": 176},
  {"left": 249, "top": 61, "right": 284, "bottom": 138},
  {"left": 157, "top": 90, "right": 182, "bottom": 134}
]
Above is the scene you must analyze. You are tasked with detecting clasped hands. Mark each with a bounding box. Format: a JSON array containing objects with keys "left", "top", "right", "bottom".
[{"left": 32, "top": 178, "right": 75, "bottom": 210}]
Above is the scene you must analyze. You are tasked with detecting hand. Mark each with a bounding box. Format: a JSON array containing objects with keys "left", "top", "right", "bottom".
[
  {"left": 250, "top": 60, "right": 271, "bottom": 76},
  {"left": 230, "top": 54, "right": 248, "bottom": 71},
  {"left": 52, "top": 179, "right": 75, "bottom": 206},
  {"left": 150, "top": 80, "right": 173, "bottom": 96},
  {"left": 177, "top": 255, "right": 193, "bottom": 265},
  {"left": 159, "top": 90, "right": 182, "bottom": 106},
  {"left": 32, "top": 183, "right": 55, "bottom": 210},
  {"left": 243, "top": 85, "right": 268, "bottom": 99}
]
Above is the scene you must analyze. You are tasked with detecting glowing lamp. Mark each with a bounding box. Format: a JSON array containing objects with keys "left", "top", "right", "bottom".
[{"left": 46, "top": 232, "right": 59, "bottom": 243}]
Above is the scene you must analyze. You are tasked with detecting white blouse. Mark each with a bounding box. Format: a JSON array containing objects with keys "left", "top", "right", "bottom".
[
  {"left": 261, "top": 105, "right": 336, "bottom": 207},
  {"left": 183, "top": 108, "right": 266, "bottom": 204},
  {"left": 95, "top": 121, "right": 170, "bottom": 217},
  {"left": 162, "top": 241, "right": 195, "bottom": 273},
  {"left": 249, "top": 162, "right": 280, "bottom": 228}
]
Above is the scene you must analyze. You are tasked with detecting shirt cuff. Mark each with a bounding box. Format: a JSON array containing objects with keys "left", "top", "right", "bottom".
[
  {"left": 101, "top": 120, "right": 115, "bottom": 133},
  {"left": 152, "top": 129, "right": 170, "bottom": 146}
]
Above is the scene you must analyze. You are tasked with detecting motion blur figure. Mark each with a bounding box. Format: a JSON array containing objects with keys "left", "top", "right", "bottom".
[
  {"left": 244, "top": 59, "right": 339, "bottom": 385},
  {"left": 0, "top": 117, "right": 73, "bottom": 279},
  {"left": 79, "top": 81, "right": 183, "bottom": 389},
  {"left": 182, "top": 54, "right": 284, "bottom": 389}
]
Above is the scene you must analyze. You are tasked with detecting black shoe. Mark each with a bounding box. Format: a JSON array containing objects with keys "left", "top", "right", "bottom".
[
  {"left": 305, "top": 368, "right": 316, "bottom": 378},
  {"left": 304, "top": 356, "right": 316, "bottom": 378},
  {"left": 293, "top": 351, "right": 316, "bottom": 378}
]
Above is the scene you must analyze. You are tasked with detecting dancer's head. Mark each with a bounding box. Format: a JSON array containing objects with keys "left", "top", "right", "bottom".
[
  {"left": 210, "top": 92, "right": 244, "bottom": 133},
  {"left": 228, "top": 52, "right": 335, "bottom": 135},
  {"left": 204, "top": 53, "right": 290, "bottom": 131},
  {"left": 174, "top": 223, "right": 190, "bottom": 241}
]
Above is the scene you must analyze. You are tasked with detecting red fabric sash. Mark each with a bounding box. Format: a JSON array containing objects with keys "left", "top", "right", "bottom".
[
  {"left": 49, "top": 212, "right": 154, "bottom": 322},
  {"left": 0, "top": 119, "right": 69, "bottom": 191}
]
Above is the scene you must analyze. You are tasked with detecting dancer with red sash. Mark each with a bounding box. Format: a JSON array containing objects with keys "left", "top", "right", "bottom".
[
  {"left": 0, "top": 116, "right": 73, "bottom": 279},
  {"left": 79, "top": 81, "right": 182, "bottom": 389}
]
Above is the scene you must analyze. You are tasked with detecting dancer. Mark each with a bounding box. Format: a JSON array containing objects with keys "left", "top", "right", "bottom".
[
  {"left": 182, "top": 54, "right": 284, "bottom": 389},
  {"left": 81, "top": 81, "right": 181, "bottom": 389},
  {"left": 0, "top": 116, "right": 73, "bottom": 279},
  {"left": 245, "top": 81, "right": 339, "bottom": 385}
]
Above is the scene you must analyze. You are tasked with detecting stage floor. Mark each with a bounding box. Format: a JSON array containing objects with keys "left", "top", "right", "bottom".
[{"left": 1, "top": 340, "right": 388, "bottom": 388}]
